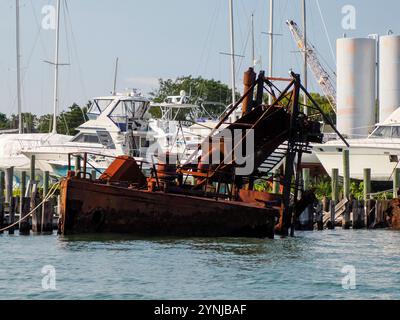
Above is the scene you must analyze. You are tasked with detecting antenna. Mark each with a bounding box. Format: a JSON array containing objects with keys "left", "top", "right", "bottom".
[
  {"left": 16, "top": 0, "right": 22, "bottom": 134},
  {"left": 112, "top": 57, "right": 119, "bottom": 95}
]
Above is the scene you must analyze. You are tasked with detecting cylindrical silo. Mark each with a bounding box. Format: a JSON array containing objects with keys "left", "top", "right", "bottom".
[
  {"left": 379, "top": 35, "right": 400, "bottom": 122},
  {"left": 337, "top": 38, "right": 376, "bottom": 137}
]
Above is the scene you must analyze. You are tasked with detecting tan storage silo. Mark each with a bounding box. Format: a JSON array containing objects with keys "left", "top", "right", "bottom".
[
  {"left": 337, "top": 38, "right": 376, "bottom": 137},
  {"left": 379, "top": 35, "right": 400, "bottom": 122}
]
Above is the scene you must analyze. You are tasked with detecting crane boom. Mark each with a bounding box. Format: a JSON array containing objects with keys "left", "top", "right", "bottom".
[{"left": 286, "top": 20, "right": 337, "bottom": 113}]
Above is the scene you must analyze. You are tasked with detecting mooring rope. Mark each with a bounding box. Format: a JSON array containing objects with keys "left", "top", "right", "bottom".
[{"left": 0, "top": 182, "right": 60, "bottom": 233}]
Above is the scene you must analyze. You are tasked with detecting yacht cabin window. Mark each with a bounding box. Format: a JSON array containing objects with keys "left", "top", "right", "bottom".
[
  {"left": 371, "top": 126, "right": 400, "bottom": 139},
  {"left": 87, "top": 99, "right": 113, "bottom": 120},
  {"left": 109, "top": 100, "right": 148, "bottom": 132},
  {"left": 72, "top": 133, "right": 100, "bottom": 144}
]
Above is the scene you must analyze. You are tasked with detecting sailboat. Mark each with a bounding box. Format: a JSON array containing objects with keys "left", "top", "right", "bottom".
[{"left": 0, "top": 0, "right": 70, "bottom": 176}]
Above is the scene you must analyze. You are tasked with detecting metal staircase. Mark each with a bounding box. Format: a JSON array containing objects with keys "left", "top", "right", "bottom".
[{"left": 258, "top": 142, "right": 288, "bottom": 174}]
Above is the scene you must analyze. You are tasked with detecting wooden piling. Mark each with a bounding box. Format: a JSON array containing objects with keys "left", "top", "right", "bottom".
[
  {"left": 342, "top": 201, "right": 351, "bottom": 229},
  {"left": 41, "top": 171, "right": 53, "bottom": 234},
  {"left": 41, "top": 200, "right": 53, "bottom": 234},
  {"left": 31, "top": 184, "right": 42, "bottom": 233},
  {"left": 343, "top": 150, "right": 350, "bottom": 200},
  {"left": 328, "top": 200, "right": 335, "bottom": 229},
  {"left": 393, "top": 168, "right": 400, "bottom": 199},
  {"left": 5, "top": 167, "right": 14, "bottom": 204},
  {"left": 91, "top": 169, "right": 97, "bottom": 181},
  {"left": 8, "top": 197, "right": 17, "bottom": 235},
  {"left": 0, "top": 171, "right": 4, "bottom": 233},
  {"left": 19, "top": 171, "right": 30, "bottom": 235},
  {"left": 331, "top": 168, "right": 339, "bottom": 202},
  {"left": 30, "top": 155, "right": 36, "bottom": 184},
  {"left": 352, "top": 199, "right": 365, "bottom": 229},
  {"left": 19, "top": 197, "right": 31, "bottom": 235},
  {"left": 363, "top": 169, "right": 371, "bottom": 201}
]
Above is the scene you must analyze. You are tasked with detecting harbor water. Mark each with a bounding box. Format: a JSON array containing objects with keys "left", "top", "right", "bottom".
[{"left": 0, "top": 229, "right": 399, "bottom": 300}]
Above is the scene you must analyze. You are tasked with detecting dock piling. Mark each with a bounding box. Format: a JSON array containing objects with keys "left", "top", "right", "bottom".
[
  {"left": 363, "top": 169, "right": 371, "bottom": 201},
  {"left": 0, "top": 171, "right": 4, "bottom": 233},
  {"left": 343, "top": 150, "right": 350, "bottom": 200},
  {"left": 19, "top": 172, "right": 30, "bottom": 235},
  {"left": 393, "top": 168, "right": 400, "bottom": 199},
  {"left": 331, "top": 168, "right": 339, "bottom": 202},
  {"left": 5, "top": 167, "right": 14, "bottom": 205}
]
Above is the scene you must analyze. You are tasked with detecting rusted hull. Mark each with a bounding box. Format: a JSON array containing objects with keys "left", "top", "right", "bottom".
[{"left": 59, "top": 178, "right": 278, "bottom": 238}]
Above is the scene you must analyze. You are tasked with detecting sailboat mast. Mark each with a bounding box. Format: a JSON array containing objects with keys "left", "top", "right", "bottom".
[
  {"left": 268, "top": 0, "right": 274, "bottom": 104},
  {"left": 228, "top": 0, "right": 237, "bottom": 122},
  {"left": 16, "top": 0, "right": 22, "bottom": 134},
  {"left": 52, "top": 0, "right": 61, "bottom": 134},
  {"left": 302, "top": 0, "right": 308, "bottom": 115},
  {"left": 112, "top": 57, "right": 119, "bottom": 95}
]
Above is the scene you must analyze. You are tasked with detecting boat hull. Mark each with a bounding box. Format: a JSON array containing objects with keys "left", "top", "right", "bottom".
[
  {"left": 314, "top": 142, "right": 400, "bottom": 181},
  {"left": 59, "top": 177, "right": 277, "bottom": 238}
]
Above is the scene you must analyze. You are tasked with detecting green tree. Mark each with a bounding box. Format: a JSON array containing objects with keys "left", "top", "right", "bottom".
[
  {"left": 0, "top": 113, "right": 9, "bottom": 129},
  {"left": 38, "top": 103, "right": 88, "bottom": 135}
]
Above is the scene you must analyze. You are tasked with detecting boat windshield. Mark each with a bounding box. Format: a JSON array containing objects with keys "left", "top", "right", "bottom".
[
  {"left": 370, "top": 126, "right": 400, "bottom": 139},
  {"left": 109, "top": 100, "right": 148, "bottom": 132},
  {"left": 87, "top": 99, "right": 113, "bottom": 120}
]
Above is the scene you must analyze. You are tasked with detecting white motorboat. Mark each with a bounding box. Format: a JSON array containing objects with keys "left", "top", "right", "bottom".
[{"left": 314, "top": 108, "right": 400, "bottom": 181}]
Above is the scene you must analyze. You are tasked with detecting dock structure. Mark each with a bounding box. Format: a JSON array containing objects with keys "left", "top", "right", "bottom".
[{"left": 0, "top": 157, "right": 59, "bottom": 235}]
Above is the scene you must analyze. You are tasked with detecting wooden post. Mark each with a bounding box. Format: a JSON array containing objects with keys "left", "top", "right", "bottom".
[
  {"left": 5, "top": 167, "right": 14, "bottom": 204},
  {"left": 19, "top": 171, "right": 30, "bottom": 235},
  {"left": 41, "top": 171, "right": 50, "bottom": 233},
  {"left": 342, "top": 201, "right": 351, "bottom": 229},
  {"left": 328, "top": 200, "right": 335, "bottom": 229},
  {"left": 19, "top": 197, "right": 31, "bottom": 235},
  {"left": 365, "top": 199, "right": 374, "bottom": 228},
  {"left": 322, "top": 196, "right": 329, "bottom": 212},
  {"left": 30, "top": 155, "right": 36, "bottom": 184},
  {"left": 393, "top": 168, "right": 400, "bottom": 199},
  {"left": 31, "top": 184, "right": 42, "bottom": 233},
  {"left": 352, "top": 199, "right": 362, "bottom": 229},
  {"left": 343, "top": 150, "right": 350, "bottom": 200},
  {"left": 41, "top": 200, "right": 54, "bottom": 234},
  {"left": 363, "top": 168, "right": 371, "bottom": 201},
  {"left": 43, "top": 171, "right": 50, "bottom": 197},
  {"left": 273, "top": 169, "right": 280, "bottom": 194},
  {"left": 8, "top": 197, "right": 17, "bottom": 235},
  {"left": 331, "top": 168, "right": 339, "bottom": 202},
  {"left": 91, "top": 170, "right": 97, "bottom": 181},
  {"left": 0, "top": 171, "right": 4, "bottom": 233}
]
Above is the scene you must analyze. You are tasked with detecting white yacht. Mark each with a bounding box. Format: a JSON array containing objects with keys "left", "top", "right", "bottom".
[
  {"left": 22, "top": 90, "right": 157, "bottom": 176},
  {"left": 314, "top": 108, "right": 400, "bottom": 181}
]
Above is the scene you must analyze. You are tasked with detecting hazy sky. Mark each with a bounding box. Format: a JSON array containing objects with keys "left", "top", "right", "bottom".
[{"left": 0, "top": 0, "right": 397, "bottom": 116}]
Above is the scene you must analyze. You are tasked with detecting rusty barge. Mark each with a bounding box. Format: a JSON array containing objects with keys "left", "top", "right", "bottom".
[{"left": 58, "top": 70, "right": 341, "bottom": 238}]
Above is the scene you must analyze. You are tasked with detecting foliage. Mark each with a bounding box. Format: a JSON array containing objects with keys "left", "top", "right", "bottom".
[
  {"left": 38, "top": 103, "right": 88, "bottom": 135},
  {"left": 311, "top": 176, "right": 332, "bottom": 200},
  {"left": 149, "top": 76, "right": 236, "bottom": 119}
]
